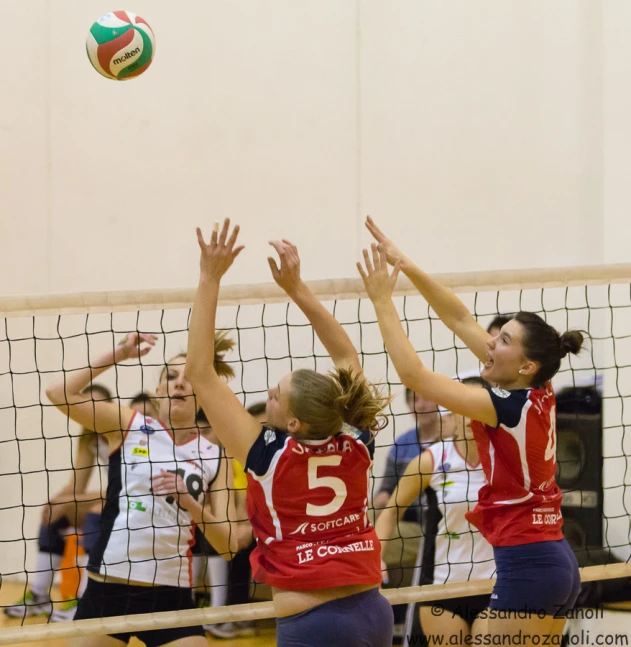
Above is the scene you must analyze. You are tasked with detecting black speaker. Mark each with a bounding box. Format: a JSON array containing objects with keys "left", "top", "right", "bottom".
[{"left": 555, "top": 385, "right": 604, "bottom": 557}]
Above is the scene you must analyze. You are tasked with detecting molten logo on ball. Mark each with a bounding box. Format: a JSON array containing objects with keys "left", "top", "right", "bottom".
[
  {"left": 86, "top": 11, "right": 156, "bottom": 81},
  {"left": 113, "top": 48, "right": 141, "bottom": 66}
]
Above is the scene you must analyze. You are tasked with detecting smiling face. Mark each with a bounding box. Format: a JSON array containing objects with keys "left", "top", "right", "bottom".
[
  {"left": 481, "top": 319, "right": 537, "bottom": 388},
  {"left": 155, "top": 356, "right": 196, "bottom": 425},
  {"left": 265, "top": 373, "right": 296, "bottom": 432}
]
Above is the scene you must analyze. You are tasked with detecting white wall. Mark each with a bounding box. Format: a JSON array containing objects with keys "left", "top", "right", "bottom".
[
  {"left": 1, "top": 0, "right": 630, "bottom": 585},
  {"left": 0, "top": 0, "right": 606, "bottom": 296}
]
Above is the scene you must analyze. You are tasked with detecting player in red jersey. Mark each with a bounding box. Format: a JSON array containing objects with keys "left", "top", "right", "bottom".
[
  {"left": 358, "top": 217, "right": 583, "bottom": 646},
  {"left": 186, "top": 219, "right": 394, "bottom": 647}
]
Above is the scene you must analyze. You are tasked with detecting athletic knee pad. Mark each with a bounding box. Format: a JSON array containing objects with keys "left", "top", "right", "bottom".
[
  {"left": 38, "top": 516, "right": 70, "bottom": 556},
  {"left": 81, "top": 512, "right": 102, "bottom": 556}
]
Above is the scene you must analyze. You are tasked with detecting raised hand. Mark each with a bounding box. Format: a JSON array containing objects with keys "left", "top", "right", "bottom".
[
  {"left": 365, "top": 216, "right": 406, "bottom": 267},
  {"left": 357, "top": 243, "right": 401, "bottom": 304},
  {"left": 267, "top": 239, "right": 303, "bottom": 296},
  {"left": 197, "top": 218, "right": 245, "bottom": 281},
  {"left": 117, "top": 332, "right": 158, "bottom": 361}
]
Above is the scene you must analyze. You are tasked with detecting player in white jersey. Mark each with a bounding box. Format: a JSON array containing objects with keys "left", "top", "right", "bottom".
[
  {"left": 45, "top": 333, "right": 238, "bottom": 647},
  {"left": 376, "top": 375, "right": 495, "bottom": 644},
  {"left": 4, "top": 383, "right": 113, "bottom": 620},
  {"left": 46, "top": 393, "right": 162, "bottom": 623}
]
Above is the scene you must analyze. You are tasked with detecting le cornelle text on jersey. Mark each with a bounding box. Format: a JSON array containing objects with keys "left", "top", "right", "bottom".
[
  {"left": 288, "top": 435, "right": 376, "bottom": 564},
  {"left": 295, "top": 539, "right": 376, "bottom": 565}
]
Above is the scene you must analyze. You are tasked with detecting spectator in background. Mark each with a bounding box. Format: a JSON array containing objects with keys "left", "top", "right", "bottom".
[
  {"left": 487, "top": 315, "right": 512, "bottom": 338},
  {"left": 373, "top": 390, "right": 454, "bottom": 637},
  {"left": 376, "top": 375, "right": 495, "bottom": 644},
  {"left": 373, "top": 389, "right": 451, "bottom": 520}
]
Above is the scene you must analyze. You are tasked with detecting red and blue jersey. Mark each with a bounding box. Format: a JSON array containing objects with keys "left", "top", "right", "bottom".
[
  {"left": 245, "top": 426, "right": 382, "bottom": 590},
  {"left": 466, "top": 383, "right": 564, "bottom": 547}
]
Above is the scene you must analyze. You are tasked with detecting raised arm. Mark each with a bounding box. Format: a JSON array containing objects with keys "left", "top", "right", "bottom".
[
  {"left": 185, "top": 219, "right": 262, "bottom": 467},
  {"left": 45, "top": 333, "right": 156, "bottom": 450},
  {"left": 375, "top": 450, "right": 433, "bottom": 544},
  {"left": 268, "top": 239, "right": 361, "bottom": 373},
  {"left": 358, "top": 245, "right": 497, "bottom": 427},
  {"left": 366, "top": 216, "right": 491, "bottom": 364}
]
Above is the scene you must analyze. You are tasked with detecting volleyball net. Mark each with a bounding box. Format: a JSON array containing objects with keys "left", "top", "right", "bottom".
[{"left": 0, "top": 264, "right": 630, "bottom": 643}]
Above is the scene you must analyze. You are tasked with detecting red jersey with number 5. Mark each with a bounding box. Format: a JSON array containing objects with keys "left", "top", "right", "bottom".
[
  {"left": 466, "top": 383, "right": 564, "bottom": 547},
  {"left": 244, "top": 426, "right": 382, "bottom": 590}
]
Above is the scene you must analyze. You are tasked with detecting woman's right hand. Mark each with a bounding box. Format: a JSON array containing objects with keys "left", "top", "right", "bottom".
[
  {"left": 197, "top": 218, "right": 245, "bottom": 282},
  {"left": 365, "top": 216, "right": 406, "bottom": 267},
  {"left": 116, "top": 332, "right": 158, "bottom": 362},
  {"left": 357, "top": 243, "right": 401, "bottom": 305}
]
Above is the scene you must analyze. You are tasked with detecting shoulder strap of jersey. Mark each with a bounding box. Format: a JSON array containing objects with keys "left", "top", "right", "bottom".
[
  {"left": 486, "top": 387, "right": 530, "bottom": 429},
  {"left": 340, "top": 425, "right": 376, "bottom": 460},
  {"left": 245, "top": 427, "right": 289, "bottom": 477}
]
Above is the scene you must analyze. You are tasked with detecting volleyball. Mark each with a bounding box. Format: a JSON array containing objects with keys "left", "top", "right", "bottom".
[{"left": 86, "top": 11, "right": 155, "bottom": 80}]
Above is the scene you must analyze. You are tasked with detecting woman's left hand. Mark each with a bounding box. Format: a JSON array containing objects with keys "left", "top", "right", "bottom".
[
  {"left": 151, "top": 470, "right": 192, "bottom": 509},
  {"left": 197, "top": 218, "right": 245, "bottom": 281},
  {"left": 357, "top": 243, "right": 401, "bottom": 304},
  {"left": 267, "top": 239, "right": 303, "bottom": 296}
]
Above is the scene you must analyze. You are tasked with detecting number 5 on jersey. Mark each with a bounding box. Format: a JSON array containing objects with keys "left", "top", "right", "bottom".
[{"left": 306, "top": 456, "right": 348, "bottom": 517}]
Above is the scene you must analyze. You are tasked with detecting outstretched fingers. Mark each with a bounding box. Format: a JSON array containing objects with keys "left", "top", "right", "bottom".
[
  {"left": 366, "top": 215, "right": 385, "bottom": 242},
  {"left": 218, "top": 218, "right": 231, "bottom": 246},
  {"left": 362, "top": 247, "right": 375, "bottom": 274},
  {"left": 267, "top": 256, "right": 281, "bottom": 280},
  {"left": 196, "top": 227, "right": 207, "bottom": 250},
  {"left": 269, "top": 240, "right": 286, "bottom": 258},
  {"left": 371, "top": 243, "right": 381, "bottom": 270}
]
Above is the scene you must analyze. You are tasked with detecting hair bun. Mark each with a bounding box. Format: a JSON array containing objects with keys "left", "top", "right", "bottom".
[{"left": 559, "top": 330, "right": 584, "bottom": 358}]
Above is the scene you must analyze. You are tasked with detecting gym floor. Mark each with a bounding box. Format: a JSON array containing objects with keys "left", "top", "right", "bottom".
[{"left": 0, "top": 582, "right": 277, "bottom": 647}]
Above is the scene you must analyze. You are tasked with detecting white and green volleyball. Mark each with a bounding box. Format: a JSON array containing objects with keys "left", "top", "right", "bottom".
[{"left": 86, "top": 11, "right": 155, "bottom": 80}]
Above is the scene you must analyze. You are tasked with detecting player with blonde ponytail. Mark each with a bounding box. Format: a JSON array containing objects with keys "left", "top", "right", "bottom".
[{"left": 186, "top": 220, "right": 394, "bottom": 647}]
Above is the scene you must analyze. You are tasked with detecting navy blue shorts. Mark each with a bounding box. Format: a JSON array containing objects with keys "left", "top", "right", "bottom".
[
  {"left": 276, "top": 588, "right": 393, "bottom": 647},
  {"left": 492, "top": 539, "right": 580, "bottom": 617}
]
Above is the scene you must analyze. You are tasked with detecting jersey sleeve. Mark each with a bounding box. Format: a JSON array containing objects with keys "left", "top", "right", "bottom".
[
  {"left": 245, "top": 427, "right": 288, "bottom": 477},
  {"left": 424, "top": 444, "right": 440, "bottom": 490},
  {"left": 340, "top": 424, "right": 376, "bottom": 460},
  {"left": 357, "top": 429, "right": 376, "bottom": 460},
  {"left": 486, "top": 387, "right": 529, "bottom": 429}
]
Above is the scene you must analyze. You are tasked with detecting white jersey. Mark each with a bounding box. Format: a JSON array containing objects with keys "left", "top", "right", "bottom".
[
  {"left": 96, "top": 434, "right": 110, "bottom": 491},
  {"left": 97, "top": 434, "right": 110, "bottom": 466},
  {"left": 88, "top": 413, "right": 221, "bottom": 587},
  {"left": 426, "top": 440, "right": 495, "bottom": 585}
]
